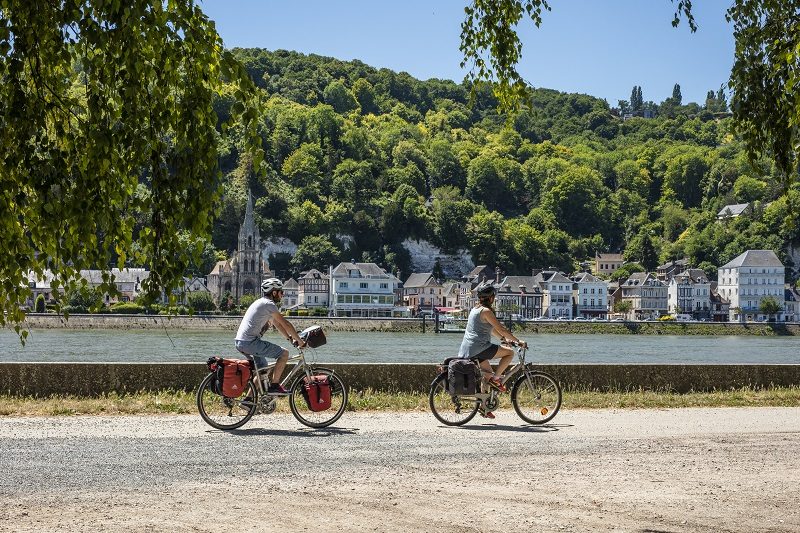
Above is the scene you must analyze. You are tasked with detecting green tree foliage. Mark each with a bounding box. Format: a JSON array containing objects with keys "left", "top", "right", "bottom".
[
  {"left": 290, "top": 235, "right": 342, "bottom": 273},
  {"left": 187, "top": 291, "right": 216, "bottom": 313},
  {"left": 725, "top": 0, "right": 800, "bottom": 187},
  {"left": 0, "top": 1, "right": 260, "bottom": 333},
  {"left": 610, "top": 263, "right": 646, "bottom": 282},
  {"left": 759, "top": 295, "right": 782, "bottom": 320},
  {"left": 323, "top": 79, "right": 359, "bottom": 114}
]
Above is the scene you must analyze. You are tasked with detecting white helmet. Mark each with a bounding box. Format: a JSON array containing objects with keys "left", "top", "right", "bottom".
[{"left": 261, "top": 278, "right": 283, "bottom": 295}]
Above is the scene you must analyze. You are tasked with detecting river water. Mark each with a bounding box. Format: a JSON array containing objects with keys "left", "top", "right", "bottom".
[{"left": 1, "top": 329, "right": 799, "bottom": 364}]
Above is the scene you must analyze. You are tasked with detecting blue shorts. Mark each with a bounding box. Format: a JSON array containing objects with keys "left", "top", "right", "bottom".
[{"left": 235, "top": 338, "right": 285, "bottom": 368}]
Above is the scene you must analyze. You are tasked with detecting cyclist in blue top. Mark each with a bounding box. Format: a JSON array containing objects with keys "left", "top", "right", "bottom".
[
  {"left": 459, "top": 282, "right": 527, "bottom": 409},
  {"left": 235, "top": 278, "right": 306, "bottom": 395}
]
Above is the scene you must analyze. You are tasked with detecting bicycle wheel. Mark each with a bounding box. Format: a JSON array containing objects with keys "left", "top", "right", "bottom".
[
  {"left": 196, "top": 372, "right": 257, "bottom": 430},
  {"left": 428, "top": 373, "right": 479, "bottom": 426},
  {"left": 511, "top": 370, "right": 562, "bottom": 424},
  {"left": 288, "top": 368, "right": 348, "bottom": 428}
]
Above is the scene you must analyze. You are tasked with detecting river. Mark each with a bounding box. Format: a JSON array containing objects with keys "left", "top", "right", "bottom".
[{"left": 1, "top": 329, "right": 799, "bottom": 364}]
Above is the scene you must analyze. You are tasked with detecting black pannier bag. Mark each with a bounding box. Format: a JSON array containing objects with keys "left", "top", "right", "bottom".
[
  {"left": 299, "top": 325, "right": 326, "bottom": 348},
  {"left": 206, "top": 356, "right": 223, "bottom": 395},
  {"left": 448, "top": 359, "right": 480, "bottom": 396}
]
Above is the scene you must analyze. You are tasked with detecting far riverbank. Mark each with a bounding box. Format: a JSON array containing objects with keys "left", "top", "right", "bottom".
[{"left": 17, "top": 313, "right": 800, "bottom": 336}]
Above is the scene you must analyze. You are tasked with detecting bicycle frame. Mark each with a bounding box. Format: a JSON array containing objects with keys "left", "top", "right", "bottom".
[
  {"left": 249, "top": 346, "right": 315, "bottom": 395},
  {"left": 468, "top": 345, "right": 534, "bottom": 406}
]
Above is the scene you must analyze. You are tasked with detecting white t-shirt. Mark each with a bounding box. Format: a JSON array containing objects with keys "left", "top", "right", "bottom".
[{"left": 235, "top": 297, "right": 279, "bottom": 341}]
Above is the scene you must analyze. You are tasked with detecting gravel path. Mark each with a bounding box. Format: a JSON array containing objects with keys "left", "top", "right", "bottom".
[{"left": 1, "top": 407, "right": 799, "bottom": 532}]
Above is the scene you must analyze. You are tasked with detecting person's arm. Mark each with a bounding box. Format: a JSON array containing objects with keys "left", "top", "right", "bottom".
[
  {"left": 270, "top": 310, "right": 306, "bottom": 347},
  {"left": 481, "top": 309, "right": 527, "bottom": 348}
]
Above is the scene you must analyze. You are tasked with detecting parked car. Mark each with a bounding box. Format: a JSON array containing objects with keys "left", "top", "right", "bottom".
[{"left": 573, "top": 316, "right": 588, "bottom": 321}]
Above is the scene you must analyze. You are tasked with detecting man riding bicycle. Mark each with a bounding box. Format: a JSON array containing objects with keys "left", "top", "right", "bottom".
[
  {"left": 235, "top": 278, "right": 307, "bottom": 395},
  {"left": 458, "top": 281, "right": 528, "bottom": 418}
]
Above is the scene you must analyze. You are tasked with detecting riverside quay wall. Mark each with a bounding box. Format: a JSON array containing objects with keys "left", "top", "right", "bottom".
[
  {"left": 19, "top": 314, "right": 800, "bottom": 335},
  {"left": 2, "top": 362, "right": 800, "bottom": 396}
]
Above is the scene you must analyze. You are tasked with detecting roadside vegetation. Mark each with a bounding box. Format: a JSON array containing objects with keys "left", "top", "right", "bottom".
[{"left": 1, "top": 387, "right": 798, "bottom": 417}]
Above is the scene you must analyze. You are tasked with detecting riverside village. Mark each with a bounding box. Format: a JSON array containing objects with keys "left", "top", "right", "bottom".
[{"left": 25, "top": 192, "right": 800, "bottom": 325}]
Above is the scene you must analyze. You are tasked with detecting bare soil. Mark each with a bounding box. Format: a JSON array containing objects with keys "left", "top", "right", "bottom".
[{"left": 1, "top": 407, "right": 798, "bottom": 532}]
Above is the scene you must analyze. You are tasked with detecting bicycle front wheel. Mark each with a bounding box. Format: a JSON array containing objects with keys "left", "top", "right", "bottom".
[
  {"left": 511, "top": 370, "right": 562, "bottom": 424},
  {"left": 428, "top": 373, "right": 479, "bottom": 426},
  {"left": 197, "top": 372, "right": 257, "bottom": 430},
  {"left": 288, "top": 368, "right": 348, "bottom": 428}
]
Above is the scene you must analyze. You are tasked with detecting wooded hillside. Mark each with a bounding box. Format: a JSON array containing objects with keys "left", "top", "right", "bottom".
[{"left": 210, "top": 48, "right": 799, "bottom": 281}]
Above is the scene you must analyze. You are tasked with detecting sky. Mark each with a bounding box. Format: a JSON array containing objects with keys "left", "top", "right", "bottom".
[{"left": 199, "top": 0, "right": 735, "bottom": 107}]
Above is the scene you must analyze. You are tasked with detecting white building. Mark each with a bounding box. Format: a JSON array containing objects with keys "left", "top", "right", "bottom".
[
  {"left": 80, "top": 268, "right": 150, "bottom": 305},
  {"left": 572, "top": 272, "right": 608, "bottom": 319},
  {"left": 297, "top": 269, "right": 330, "bottom": 309},
  {"left": 282, "top": 278, "right": 299, "bottom": 309},
  {"left": 667, "top": 268, "right": 711, "bottom": 319},
  {"left": 329, "top": 262, "right": 400, "bottom": 317},
  {"left": 717, "top": 250, "right": 786, "bottom": 321},
  {"left": 534, "top": 271, "right": 573, "bottom": 319},
  {"left": 620, "top": 272, "right": 668, "bottom": 320}
]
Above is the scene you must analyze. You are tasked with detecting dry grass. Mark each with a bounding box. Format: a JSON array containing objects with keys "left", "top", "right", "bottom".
[{"left": 1, "top": 386, "right": 799, "bottom": 417}]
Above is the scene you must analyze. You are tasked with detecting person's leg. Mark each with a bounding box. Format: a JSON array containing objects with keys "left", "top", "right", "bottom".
[
  {"left": 271, "top": 349, "right": 289, "bottom": 385},
  {"left": 494, "top": 346, "right": 515, "bottom": 377},
  {"left": 479, "top": 359, "right": 493, "bottom": 378}
]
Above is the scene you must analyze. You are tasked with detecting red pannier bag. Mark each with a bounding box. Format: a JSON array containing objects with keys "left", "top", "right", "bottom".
[
  {"left": 303, "top": 375, "right": 332, "bottom": 411},
  {"left": 220, "top": 359, "right": 251, "bottom": 398}
]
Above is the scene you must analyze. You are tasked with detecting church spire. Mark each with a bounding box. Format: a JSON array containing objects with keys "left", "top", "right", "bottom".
[{"left": 238, "top": 189, "right": 260, "bottom": 251}]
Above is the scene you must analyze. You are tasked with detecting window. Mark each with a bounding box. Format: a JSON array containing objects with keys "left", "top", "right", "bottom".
[
  {"left": 340, "top": 282, "right": 348, "bottom": 288},
  {"left": 360, "top": 282, "right": 368, "bottom": 289},
  {"left": 380, "top": 283, "right": 388, "bottom": 289}
]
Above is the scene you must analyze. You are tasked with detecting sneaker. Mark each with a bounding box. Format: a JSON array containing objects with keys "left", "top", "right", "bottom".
[
  {"left": 478, "top": 407, "right": 496, "bottom": 419},
  {"left": 486, "top": 376, "right": 507, "bottom": 393},
  {"left": 266, "top": 384, "right": 291, "bottom": 396}
]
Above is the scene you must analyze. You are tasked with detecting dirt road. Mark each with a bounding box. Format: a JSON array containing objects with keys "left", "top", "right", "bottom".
[{"left": 1, "top": 407, "right": 798, "bottom": 532}]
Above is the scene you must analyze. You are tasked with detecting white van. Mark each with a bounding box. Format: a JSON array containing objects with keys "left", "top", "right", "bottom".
[{"left": 675, "top": 314, "right": 693, "bottom": 322}]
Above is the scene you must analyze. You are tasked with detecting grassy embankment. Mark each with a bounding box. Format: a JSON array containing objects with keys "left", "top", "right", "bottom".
[{"left": 1, "top": 387, "right": 799, "bottom": 416}]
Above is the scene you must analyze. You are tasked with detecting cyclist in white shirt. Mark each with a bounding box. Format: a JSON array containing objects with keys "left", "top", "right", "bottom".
[{"left": 235, "top": 278, "right": 306, "bottom": 395}]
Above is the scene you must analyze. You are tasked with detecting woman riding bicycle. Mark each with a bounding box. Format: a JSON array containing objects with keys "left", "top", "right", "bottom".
[{"left": 459, "top": 282, "right": 527, "bottom": 416}]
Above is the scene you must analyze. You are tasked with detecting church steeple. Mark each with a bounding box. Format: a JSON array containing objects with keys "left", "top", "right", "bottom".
[{"left": 238, "top": 190, "right": 260, "bottom": 252}]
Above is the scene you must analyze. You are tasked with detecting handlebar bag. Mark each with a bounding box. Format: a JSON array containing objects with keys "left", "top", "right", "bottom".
[
  {"left": 219, "top": 359, "right": 251, "bottom": 398},
  {"left": 448, "top": 359, "right": 480, "bottom": 396},
  {"left": 300, "top": 325, "right": 327, "bottom": 348},
  {"left": 302, "top": 375, "right": 332, "bottom": 411}
]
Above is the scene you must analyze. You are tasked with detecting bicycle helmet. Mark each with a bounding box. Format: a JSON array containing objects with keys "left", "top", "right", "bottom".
[
  {"left": 261, "top": 278, "right": 284, "bottom": 295},
  {"left": 476, "top": 282, "right": 496, "bottom": 298}
]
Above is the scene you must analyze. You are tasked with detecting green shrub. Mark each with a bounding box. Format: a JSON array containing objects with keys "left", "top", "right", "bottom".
[
  {"left": 109, "top": 302, "right": 146, "bottom": 314},
  {"left": 35, "top": 294, "right": 46, "bottom": 313},
  {"left": 188, "top": 291, "right": 216, "bottom": 312},
  {"left": 238, "top": 294, "right": 257, "bottom": 309},
  {"left": 297, "top": 309, "right": 309, "bottom": 316}
]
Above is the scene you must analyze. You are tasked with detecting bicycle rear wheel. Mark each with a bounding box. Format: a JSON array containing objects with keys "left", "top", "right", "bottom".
[
  {"left": 511, "top": 370, "right": 561, "bottom": 424},
  {"left": 428, "top": 373, "right": 479, "bottom": 426},
  {"left": 288, "top": 368, "right": 348, "bottom": 428},
  {"left": 197, "top": 372, "right": 257, "bottom": 430}
]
